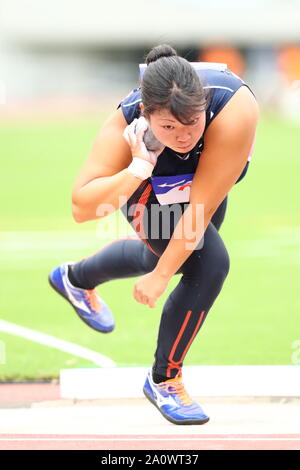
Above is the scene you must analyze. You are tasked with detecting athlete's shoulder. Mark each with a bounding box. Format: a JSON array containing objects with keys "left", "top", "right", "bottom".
[
  {"left": 199, "top": 67, "right": 245, "bottom": 90},
  {"left": 199, "top": 67, "right": 254, "bottom": 130},
  {"left": 118, "top": 88, "right": 142, "bottom": 124}
]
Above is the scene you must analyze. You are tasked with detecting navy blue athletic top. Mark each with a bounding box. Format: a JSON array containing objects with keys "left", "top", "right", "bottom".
[{"left": 118, "top": 65, "right": 255, "bottom": 253}]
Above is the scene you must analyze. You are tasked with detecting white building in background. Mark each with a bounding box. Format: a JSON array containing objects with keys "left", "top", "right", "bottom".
[{"left": 0, "top": 0, "right": 299, "bottom": 101}]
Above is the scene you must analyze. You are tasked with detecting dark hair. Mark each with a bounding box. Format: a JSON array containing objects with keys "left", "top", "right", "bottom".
[{"left": 141, "top": 44, "right": 209, "bottom": 124}]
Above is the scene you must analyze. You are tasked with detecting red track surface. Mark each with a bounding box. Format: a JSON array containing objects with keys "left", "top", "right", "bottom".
[
  {"left": 0, "top": 434, "right": 300, "bottom": 450},
  {"left": 0, "top": 383, "right": 60, "bottom": 403}
]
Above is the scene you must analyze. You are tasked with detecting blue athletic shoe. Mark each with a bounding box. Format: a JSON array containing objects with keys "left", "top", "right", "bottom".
[
  {"left": 48, "top": 262, "right": 115, "bottom": 333},
  {"left": 143, "top": 370, "right": 209, "bottom": 425}
]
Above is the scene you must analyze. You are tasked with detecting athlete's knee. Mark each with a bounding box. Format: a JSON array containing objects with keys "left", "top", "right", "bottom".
[
  {"left": 209, "top": 246, "right": 230, "bottom": 287},
  {"left": 179, "top": 235, "right": 230, "bottom": 285},
  {"left": 142, "top": 243, "right": 159, "bottom": 271}
]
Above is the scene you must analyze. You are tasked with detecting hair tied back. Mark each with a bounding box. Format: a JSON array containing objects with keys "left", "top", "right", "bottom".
[{"left": 145, "top": 44, "right": 177, "bottom": 65}]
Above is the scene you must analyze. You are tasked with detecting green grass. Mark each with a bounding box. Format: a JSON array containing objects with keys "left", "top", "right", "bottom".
[{"left": 0, "top": 113, "right": 299, "bottom": 380}]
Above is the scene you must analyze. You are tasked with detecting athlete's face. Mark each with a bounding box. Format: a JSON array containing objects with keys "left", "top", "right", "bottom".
[{"left": 142, "top": 106, "right": 206, "bottom": 153}]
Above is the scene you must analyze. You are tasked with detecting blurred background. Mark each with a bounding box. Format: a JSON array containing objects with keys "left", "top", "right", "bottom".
[
  {"left": 1, "top": 0, "right": 300, "bottom": 115},
  {"left": 0, "top": 0, "right": 299, "bottom": 380}
]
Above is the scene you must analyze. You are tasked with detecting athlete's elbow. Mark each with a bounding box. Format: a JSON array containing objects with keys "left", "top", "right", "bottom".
[
  {"left": 72, "top": 201, "right": 111, "bottom": 223},
  {"left": 71, "top": 189, "right": 92, "bottom": 222},
  {"left": 72, "top": 203, "right": 93, "bottom": 223},
  {"left": 72, "top": 204, "right": 85, "bottom": 223}
]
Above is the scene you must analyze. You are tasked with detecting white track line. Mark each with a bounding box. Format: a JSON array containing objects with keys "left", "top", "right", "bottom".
[
  {"left": 0, "top": 320, "right": 116, "bottom": 368},
  {"left": 0, "top": 438, "right": 299, "bottom": 441}
]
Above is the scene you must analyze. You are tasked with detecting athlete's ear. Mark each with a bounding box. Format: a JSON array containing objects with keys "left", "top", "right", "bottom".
[{"left": 140, "top": 103, "right": 150, "bottom": 125}]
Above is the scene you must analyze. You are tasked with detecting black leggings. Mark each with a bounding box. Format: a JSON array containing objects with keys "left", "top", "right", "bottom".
[{"left": 71, "top": 197, "right": 229, "bottom": 378}]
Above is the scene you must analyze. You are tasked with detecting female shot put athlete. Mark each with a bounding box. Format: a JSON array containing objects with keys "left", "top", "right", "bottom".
[{"left": 49, "top": 44, "right": 258, "bottom": 425}]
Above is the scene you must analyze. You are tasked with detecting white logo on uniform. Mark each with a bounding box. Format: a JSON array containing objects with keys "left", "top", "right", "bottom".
[{"left": 158, "top": 180, "right": 186, "bottom": 188}]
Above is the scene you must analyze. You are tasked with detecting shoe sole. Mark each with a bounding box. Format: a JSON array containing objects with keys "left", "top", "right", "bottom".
[
  {"left": 48, "top": 273, "right": 114, "bottom": 334},
  {"left": 143, "top": 387, "right": 210, "bottom": 426}
]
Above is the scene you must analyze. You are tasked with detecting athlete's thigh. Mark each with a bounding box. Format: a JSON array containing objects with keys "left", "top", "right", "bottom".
[
  {"left": 143, "top": 198, "right": 229, "bottom": 275},
  {"left": 176, "top": 221, "right": 229, "bottom": 278}
]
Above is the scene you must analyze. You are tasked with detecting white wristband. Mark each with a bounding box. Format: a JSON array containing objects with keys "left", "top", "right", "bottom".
[{"left": 127, "top": 157, "right": 154, "bottom": 180}]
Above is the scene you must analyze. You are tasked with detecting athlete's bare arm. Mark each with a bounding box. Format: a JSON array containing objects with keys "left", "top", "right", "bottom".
[{"left": 72, "top": 109, "right": 141, "bottom": 222}]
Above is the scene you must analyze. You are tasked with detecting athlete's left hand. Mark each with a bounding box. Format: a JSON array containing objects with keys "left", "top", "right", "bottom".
[{"left": 133, "top": 271, "right": 170, "bottom": 308}]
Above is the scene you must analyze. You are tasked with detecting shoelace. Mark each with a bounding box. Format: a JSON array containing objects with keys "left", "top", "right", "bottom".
[
  {"left": 84, "top": 289, "right": 102, "bottom": 313},
  {"left": 158, "top": 377, "right": 194, "bottom": 406}
]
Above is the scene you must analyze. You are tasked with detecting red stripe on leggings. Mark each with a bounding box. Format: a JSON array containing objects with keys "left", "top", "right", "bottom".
[
  {"left": 180, "top": 310, "right": 206, "bottom": 362},
  {"left": 131, "top": 182, "right": 158, "bottom": 256},
  {"left": 166, "top": 310, "right": 206, "bottom": 378}
]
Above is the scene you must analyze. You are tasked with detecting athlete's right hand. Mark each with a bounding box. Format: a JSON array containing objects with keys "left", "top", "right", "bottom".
[{"left": 123, "top": 117, "right": 164, "bottom": 166}]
